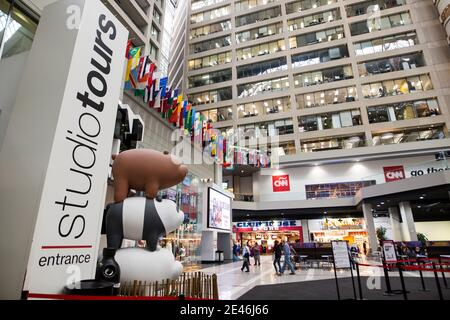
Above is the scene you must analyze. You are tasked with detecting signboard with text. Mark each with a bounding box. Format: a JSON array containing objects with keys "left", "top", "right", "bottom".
[
  {"left": 272, "top": 175, "right": 291, "bottom": 192},
  {"left": 382, "top": 240, "right": 398, "bottom": 263},
  {"left": 332, "top": 241, "right": 351, "bottom": 269},
  {"left": 19, "top": 0, "right": 128, "bottom": 295},
  {"left": 383, "top": 166, "right": 406, "bottom": 182}
]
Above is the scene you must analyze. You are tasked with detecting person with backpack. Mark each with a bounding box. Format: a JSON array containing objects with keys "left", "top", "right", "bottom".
[{"left": 241, "top": 241, "right": 251, "bottom": 272}]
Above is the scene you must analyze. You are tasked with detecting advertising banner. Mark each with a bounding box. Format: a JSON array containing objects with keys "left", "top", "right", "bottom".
[{"left": 18, "top": 0, "right": 128, "bottom": 295}]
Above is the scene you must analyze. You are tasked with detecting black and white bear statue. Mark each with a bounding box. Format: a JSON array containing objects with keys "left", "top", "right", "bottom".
[{"left": 105, "top": 197, "right": 184, "bottom": 251}]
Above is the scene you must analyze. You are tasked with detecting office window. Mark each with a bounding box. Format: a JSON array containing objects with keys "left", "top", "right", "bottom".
[
  {"left": 297, "top": 86, "right": 357, "bottom": 109},
  {"left": 237, "top": 76, "right": 290, "bottom": 97},
  {"left": 346, "top": 0, "right": 406, "bottom": 17},
  {"left": 236, "top": 39, "right": 286, "bottom": 60},
  {"left": 358, "top": 52, "right": 425, "bottom": 77},
  {"left": 151, "top": 24, "right": 160, "bottom": 42},
  {"left": 289, "top": 26, "right": 344, "bottom": 48},
  {"left": 190, "top": 20, "right": 232, "bottom": 39},
  {"left": 192, "top": 0, "right": 227, "bottom": 11},
  {"left": 236, "top": 0, "right": 278, "bottom": 11},
  {"left": 190, "top": 87, "right": 233, "bottom": 106},
  {"left": 235, "top": 6, "right": 282, "bottom": 27},
  {"left": 301, "top": 135, "right": 365, "bottom": 152},
  {"left": 236, "top": 22, "right": 283, "bottom": 43},
  {"left": 294, "top": 65, "right": 353, "bottom": 87},
  {"left": 354, "top": 32, "right": 418, "bottom": 56},
  {"left": 372, "top": 126, "right": 446, "bottom": 145},
  {"left": 299, "top": 109, "right": 362, "bottom": 132},
  {"left": 149, "top": 42, "right": 158, "bottom": 60},
  {"left": 188, "top": 52, "right": 232, "bottom": 70},
  {"left": 190, "top": 5, "right": 230, "bottom": 24},
  {"left": 237, "top": 96, "right": 291, "bottom": 118},
  {"left": 188, "top": 69, "right": 232, "bottom": 88},
  {"left": 292, "top": 45, "right": 348, "bottom": 68},
  {"left": 362, "top": 74, "right": 433, "bottom": 98},
  {"left": 286, "top": 0, "right": 337, "bottom": 15},
  {"left": 350, "top": 11, "right": 412, "bottom": 36},
  {"left": 288, "top": 8, "right": 341, "bottom": 31},
  {"left": 153, "top": 8, "right": 161, "bottom": 24},
  {"left": 189, "top": 35, "right": 231, "bottom": 54},
  {"left": 237, "top": 57, "right": 287, "bottom": 78},
  {"left": 201, "top": 106, "right": 233, "bottom": 122},
  {"left": 368, "top": 98, "right": 440, "bottom": 123}
]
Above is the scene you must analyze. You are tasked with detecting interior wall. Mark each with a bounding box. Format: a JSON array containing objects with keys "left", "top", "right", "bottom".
[
  {"left": 415, "top": 221, "right": 450, "bottom": 240},
  {"left": 0, "top": 52, "right": 29, "bottom": 150}
]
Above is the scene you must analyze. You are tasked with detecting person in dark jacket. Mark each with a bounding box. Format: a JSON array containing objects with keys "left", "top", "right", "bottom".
[{"left": 273, "top": 240, "right": 282, "bottom": 275}]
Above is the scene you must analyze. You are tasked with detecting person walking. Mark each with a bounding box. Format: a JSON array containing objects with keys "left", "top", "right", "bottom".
[
  {"left": 273, "top": 240, "right": 282, "bottom": 275},
  {"left": 363, "top": 242, "right": 367, "bottom": 256},
  {"left": 232, "top": 241, "right": 239, "bottom": 262},
  {"left": 253, "top": 242, "right": 261, "bottom": 266},
  {"left": 280, "top": 240, "right": 296, "bottom": 275},
  {"left": 241, "top": 241, "right": 251, "bottom": 272}
]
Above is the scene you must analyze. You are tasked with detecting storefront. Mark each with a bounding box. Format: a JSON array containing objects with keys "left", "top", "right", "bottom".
[
  {"left": 234, "top": 220, "right": 303, "bottom": 254},
  {"left": 161, "top": 173, "right": 203, "bottom": 270},
  {"left": 308, "top": 218, "right": 368, "bottom": 252}
]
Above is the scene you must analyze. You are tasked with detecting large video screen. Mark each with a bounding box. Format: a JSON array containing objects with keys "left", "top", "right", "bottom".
[{"left": 208, "top": 188, "right": 231, "bottom": 231}]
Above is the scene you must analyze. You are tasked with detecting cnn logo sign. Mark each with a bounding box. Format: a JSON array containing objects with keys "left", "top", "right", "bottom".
[
  {"left": 383, "top": 166, "right": 405, "bottom": 182},
  {"left": 272, "top": 175, "right": 290, "bottom": 192}
]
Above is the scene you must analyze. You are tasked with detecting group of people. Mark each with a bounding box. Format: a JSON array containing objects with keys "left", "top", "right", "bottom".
[
  {"left": 234, "top": 240, "right": 296, "bottom": 276},
  {"left": 234, "top": 241, "right": 261, "bottom": 271}
]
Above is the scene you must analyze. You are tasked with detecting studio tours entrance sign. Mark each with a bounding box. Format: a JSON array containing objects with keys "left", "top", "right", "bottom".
[{"left": 0, "top": 0, "right": 128, "bottom": 298}]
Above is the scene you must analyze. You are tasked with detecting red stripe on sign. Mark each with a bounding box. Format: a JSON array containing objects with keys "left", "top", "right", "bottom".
[{"left": 41, "top": 245, "right": 92, "bottom": 250}]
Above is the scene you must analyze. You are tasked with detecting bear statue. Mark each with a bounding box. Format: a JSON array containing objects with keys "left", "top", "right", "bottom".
[
  {"left": 104, "top": 197, "right": 184, "bottom": 252},
  {"left": 112, "top": 149, "right": 188, "bottom": 202}
]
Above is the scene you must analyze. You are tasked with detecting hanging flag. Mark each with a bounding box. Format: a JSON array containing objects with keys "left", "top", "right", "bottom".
[
  {"left": 138, "top": 56, "right": 151, "bottom": 84},
  {"left": 159, "top": 77, "right": 168, "bottom": 98},
  {"left": 131, "top": 47, "right": 141, "bottom": 70},
  {"left": 126, "top": 40, "right": 132, "bottom": 59}
]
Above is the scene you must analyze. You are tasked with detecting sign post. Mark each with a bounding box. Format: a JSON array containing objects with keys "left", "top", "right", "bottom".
[
  {"left": 331, "top": 241, "right": 355, "bottom": 300},
  {"left": 0, "top": 0, "right": 128, "bottom": 298}
]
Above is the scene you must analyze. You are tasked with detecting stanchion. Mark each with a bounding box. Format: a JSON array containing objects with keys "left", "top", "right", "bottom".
[
  {"left": 438, "top": 256, "right": 448, "bottom": 289},
  {"left": 417, "top": 259, "right": 429, "bottom": 292},
  {"left": 382, "top": 260, "right": 395, "bottom": 296},
  {"left": 355, "top": 262, "right": 363, "bottom": 300},
  {"left": 349, "top": 260, "right": 357, "bottom": 300},
  {"left": 432, "top": 262, "right": 444, "bottom": 301},
  {"left": 397, "top": 263, "right": 408, "bottom": 300},
  {"left": 332, "top": 259, "right": 341, "bottom": 301}
]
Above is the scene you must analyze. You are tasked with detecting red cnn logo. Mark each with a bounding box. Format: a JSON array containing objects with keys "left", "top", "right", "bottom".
[
  {"left": 272, "top": 175, "right": 291, "bottom": 192},
  {"left": 384, "top": 166, "right": 406, "bottom": 182}
]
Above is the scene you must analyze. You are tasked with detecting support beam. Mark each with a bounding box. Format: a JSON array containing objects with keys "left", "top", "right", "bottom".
[
  {"left": 301, "top": 219, "right": 310, "bottom": 243},
  {"left": 399, "top": 201, "right": 418, "bottom": 241},
  {"left": 362, "top": 202, "right": 378, "bottom": 255},
  {"left": 388, "top": 206, "right": 403, "bottom": 241}
]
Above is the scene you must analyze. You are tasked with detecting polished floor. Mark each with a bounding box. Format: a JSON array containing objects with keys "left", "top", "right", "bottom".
[{"left": 198, "top": 255, "right": 442, "bottom": 300}]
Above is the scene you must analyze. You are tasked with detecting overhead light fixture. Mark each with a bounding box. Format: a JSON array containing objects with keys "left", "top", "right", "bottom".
[{"left": 381, "top": 133, "right": 394, "bottom": 140}]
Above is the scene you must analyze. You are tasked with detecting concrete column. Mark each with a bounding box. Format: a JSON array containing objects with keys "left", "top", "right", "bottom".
[
  {"left": 399, "top": 201, "right": 418, "bottom": 241},
  {"left": 388, "top": 206, "right": 403, "bottom": 241},
  {"left": 214, "top": 162, "right": 223, "bottom": 186},
  {"left": 362, "top": 202, "right": 378, "bottom": 254},
  {"left": 301, "top": 219, "right": 310, "bottom": 243}
]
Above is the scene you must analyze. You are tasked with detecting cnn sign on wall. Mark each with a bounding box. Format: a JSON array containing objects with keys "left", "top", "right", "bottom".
[
  {"left": 383, "top": 166, "right": 406, "bottom": 182},
  {"left": 272, "top": 175, "right": 290, "bottom": 192}
]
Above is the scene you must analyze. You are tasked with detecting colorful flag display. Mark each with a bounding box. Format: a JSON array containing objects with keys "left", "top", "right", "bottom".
[{"left": 122, "top": 42, "right": 271, "bottom": 169}]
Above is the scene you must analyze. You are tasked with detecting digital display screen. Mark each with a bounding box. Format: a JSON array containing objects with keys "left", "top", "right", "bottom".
[{"left": 207, "top": 188, "right": 231, "bottom": 231}]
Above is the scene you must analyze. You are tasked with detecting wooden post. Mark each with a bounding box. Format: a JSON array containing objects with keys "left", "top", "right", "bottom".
[{"left": 212, "top": 274, "right": 218, "bottom": 300}]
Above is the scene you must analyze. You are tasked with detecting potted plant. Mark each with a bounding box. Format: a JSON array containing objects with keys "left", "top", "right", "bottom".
[
  {"left": 376, "top": 226, "right": 387, "bottom": 242},
  {"left": 417, "top": 232, "right": 428, "bottom": 246}
]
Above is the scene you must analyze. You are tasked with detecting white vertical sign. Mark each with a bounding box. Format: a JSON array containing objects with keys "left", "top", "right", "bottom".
[
  {"left": 382, "top": 240, "right": 398, "bottom": 263},
  {"left": 0, "top": 0, "right": 128, "bottom": 297},
  {"left": 332, "top": 241, "right": 351, "bottom": 269}
]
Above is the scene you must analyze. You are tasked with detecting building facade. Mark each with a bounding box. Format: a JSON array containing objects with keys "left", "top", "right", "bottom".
[
  {"left": 178, "top": 0, "right": 450, "bottom": 252},
  {"left": 185, "top": 0, "right": 450, "bottom": 156}
]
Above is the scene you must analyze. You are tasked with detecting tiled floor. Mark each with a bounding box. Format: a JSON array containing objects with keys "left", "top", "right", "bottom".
[{"left": 198, "top": 255, "right": 435, "bottom": 300}]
